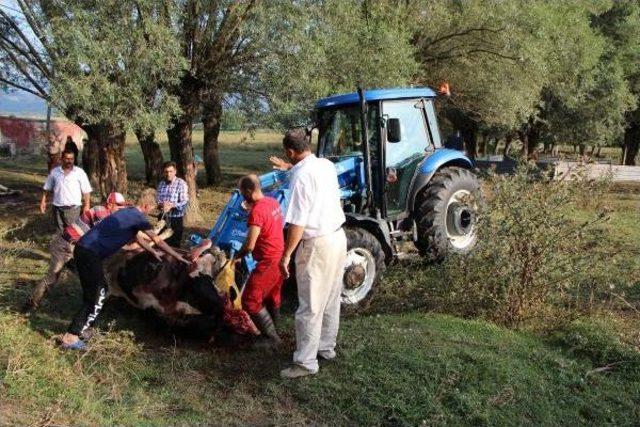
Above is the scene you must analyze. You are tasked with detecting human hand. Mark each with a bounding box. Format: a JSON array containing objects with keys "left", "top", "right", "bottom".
[
  {"left": 162, "top": 201, "right": 174, "bottom": 212},
  {"left": 188, "top": 248, "right": 202, "bottom": 262},
  {"left": 269, "top": 156, "right": 292, "bottom": 171},
  {"left": 39, "top": 199, "right": 46, "bottom": 214},
  {"left": 279, "top": 255, "right": 290, "bottom": 279}
]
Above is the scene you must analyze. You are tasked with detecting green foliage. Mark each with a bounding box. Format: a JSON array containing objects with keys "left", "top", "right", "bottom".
[
  {"left": 220, "top": 109, "right": 247, "bottom": 131},
  {"left": 550, "top": 317, "right": 640, "bottom": 367},
  {"left": 440, "top": 164, "right": 639, "bottom": 327},
  {"left": 262, "top": 0, "right": 418, "bottom": 128},
  {"left": 50, "top": 0, "right": 184, "bottom": 131}
]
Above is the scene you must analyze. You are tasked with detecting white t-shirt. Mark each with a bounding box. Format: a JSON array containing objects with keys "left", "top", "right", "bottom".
[
  {"left": 285, "top": 154, "right": 345, "bottom": 239},
  {"left": 43, "top": 166, "right": 92, "bottom": 207}
]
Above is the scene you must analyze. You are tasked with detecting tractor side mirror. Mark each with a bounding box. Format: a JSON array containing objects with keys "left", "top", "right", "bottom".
[{"left": 387, "top": 118, "right": 401, "bottom": 143}]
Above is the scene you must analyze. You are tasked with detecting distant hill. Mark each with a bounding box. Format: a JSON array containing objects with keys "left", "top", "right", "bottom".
[{"left": 0, "top": 90, "right": 51, "bottom": 118}]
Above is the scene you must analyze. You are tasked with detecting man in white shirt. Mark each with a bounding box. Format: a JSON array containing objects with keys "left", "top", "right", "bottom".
[
  {"left": 40, "top": 149, "right": 92, "bottom": 231},
  {"left": 277, "top": 128, "right": 347, "bottom": 379}
]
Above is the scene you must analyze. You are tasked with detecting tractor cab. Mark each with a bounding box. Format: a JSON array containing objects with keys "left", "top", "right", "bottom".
[{"left": 314, "top": 88, "right": 444, "bottom": 219}]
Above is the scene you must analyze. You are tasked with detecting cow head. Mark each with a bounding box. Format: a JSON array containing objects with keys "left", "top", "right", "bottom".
[{"left": 189, "top": 246, "right": 227, "bottom": 279}]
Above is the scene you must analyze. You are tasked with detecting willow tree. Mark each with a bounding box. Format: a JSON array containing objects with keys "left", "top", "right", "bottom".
[
  {"left": 0, "top": 0, "right": 183, "bottom": 196},
  {"left": 262, "top": 0, "right": 419, "bottom": 128},
  {"left": 409, "top": 1, "right": 621, "bottom": 158},
  {"left": 593, "top": 1, "right": 640, "bottom": 164}
]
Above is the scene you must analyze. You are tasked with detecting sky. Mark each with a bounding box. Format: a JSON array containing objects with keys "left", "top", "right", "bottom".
[
  {"left": 0, "top": 0, "right": 50, "bottom": 117},
  {"left": 0, "top": 90, "right": 49, "bottom": 117}
]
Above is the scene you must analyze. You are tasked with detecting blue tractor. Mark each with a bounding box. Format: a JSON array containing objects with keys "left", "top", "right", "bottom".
[{"left": 207, "top": 87, "right": 480, "bottom": 306}]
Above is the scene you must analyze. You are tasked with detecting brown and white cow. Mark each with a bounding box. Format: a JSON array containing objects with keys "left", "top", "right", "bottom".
[{"left": 104, "top": 243, "right": 230, "bottom": 338}]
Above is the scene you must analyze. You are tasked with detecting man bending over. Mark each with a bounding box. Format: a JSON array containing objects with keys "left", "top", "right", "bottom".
[{"left": 61, "top": 189, "right": 189, "bottom": 350}]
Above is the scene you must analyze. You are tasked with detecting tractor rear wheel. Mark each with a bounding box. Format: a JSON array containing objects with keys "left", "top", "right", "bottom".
[
  {"left": 340, "top": 227, "right": 386, "bottom": 307},
  {"left": 414, "top": 167, "right": 480, "bottom": 259}
]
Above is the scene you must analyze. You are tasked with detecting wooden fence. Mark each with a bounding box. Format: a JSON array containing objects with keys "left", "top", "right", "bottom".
[
  {"left": 475, "top": 157, "right": 640, "bottom": 182},
  {"left": 553, "top": 161, "right": 640, "bottom": 182}
]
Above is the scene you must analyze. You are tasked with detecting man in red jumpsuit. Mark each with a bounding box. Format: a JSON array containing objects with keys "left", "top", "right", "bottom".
[{"left": 190, "top": 174, "right": 284, "bottom": 347}]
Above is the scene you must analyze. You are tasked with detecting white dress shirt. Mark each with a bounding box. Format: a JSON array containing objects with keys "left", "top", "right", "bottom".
[
  {"left": 43, "top": 166, "right": 92, "bottom": 207},
  {"left": 285, "top": 154, "right": 345, "bottom": 239}
]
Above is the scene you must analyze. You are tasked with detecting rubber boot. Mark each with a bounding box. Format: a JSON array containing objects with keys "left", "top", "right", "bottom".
[
  {"left": 267, "top": 305, "right": 280, "bottom": 326},
  {"left": 250, "top": 307, "right": 282, "bottom": 349}
]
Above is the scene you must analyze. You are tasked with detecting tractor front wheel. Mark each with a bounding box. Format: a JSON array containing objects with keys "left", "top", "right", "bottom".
[
  {"left": 340, "top": 227, "right": 386, "bottom": 307},
  {"left": 414, "top": 167, "right": 480, "bottom": 259}
]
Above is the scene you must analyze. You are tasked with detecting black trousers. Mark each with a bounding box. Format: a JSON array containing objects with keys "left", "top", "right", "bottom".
[
  {"left": 164, "top": 216, "right": 184, "bottom": 248},
  {"left": 68, "top": 245, "right": 107, "bottom": 336}
]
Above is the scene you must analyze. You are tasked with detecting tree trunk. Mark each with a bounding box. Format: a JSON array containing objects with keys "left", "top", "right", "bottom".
[
  {"left": 135, "top": 129, "right": 164, "bottom": 186},
  {"left": 82, "top": 125, "right": 100, "bottom": 190},
  {"left": 623, "top": 123, "right": 640, "bottom": 166},
  {"left": 518, "top": 130, "right": 529, "bottom": 158},
  {"left": 503, "top": 134, "right": 513, "bottom": 156},
  {"left": 82, "top": 123, "right": 126, "bottom": 198},
  {"left": 167, "top": 117, "right": 201, "bottom": 223},
  {"left": 98, "top": 124, "right": 127, "bottom": 197},
  {"left": 492, "top": 137, "right": 499, "bottom": 155},
  {"left": 202, "top": 96, "right": 223, "bottom": 185},
  {"left": 461, "top": 127, "right": 477, "bottom": 160},
  {"left": 478, "top": 132, "right": 487, "bottom": 158}
]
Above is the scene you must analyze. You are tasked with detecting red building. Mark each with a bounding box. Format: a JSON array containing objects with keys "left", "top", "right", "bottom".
[{"left": 0, "top": 116, "right": 86, "bottom": 151}]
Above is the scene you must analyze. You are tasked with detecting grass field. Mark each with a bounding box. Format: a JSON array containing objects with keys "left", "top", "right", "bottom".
[{"left": 1, "top": 131, "right": 639, "bottom": 426}]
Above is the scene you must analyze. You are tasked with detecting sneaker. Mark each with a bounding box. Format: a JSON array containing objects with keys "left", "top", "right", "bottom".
[
  {"left": 318, "top": 350, "right": 336, "bottom": 361},
  {"left": 280, "top": 364, "right": 318, "bottom": 379},
  {"left": 61, "top": 339, "right": 87, "bottom": 351},
  {"left": 80, "top": 328, "right": 94, "bottom": 342}
]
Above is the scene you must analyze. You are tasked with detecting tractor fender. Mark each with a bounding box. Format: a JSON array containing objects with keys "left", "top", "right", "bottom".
[
  {"left": 407, "top": 149, "right": 474, "bottom": 212},
  {"left": 344, "top": 213, "right": 394, "bottom": 263}
]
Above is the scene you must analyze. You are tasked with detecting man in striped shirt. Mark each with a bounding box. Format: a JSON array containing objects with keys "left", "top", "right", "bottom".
[
  {"left": 156, "top": 161, "right": 189, "bottom": 247},
  {"left": 25, "top": 192, "right": 127, "bottom": 310}
]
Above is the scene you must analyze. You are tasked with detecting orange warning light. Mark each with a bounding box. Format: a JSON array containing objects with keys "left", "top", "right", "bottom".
[{"left": 438, "top": 82, "right": 451, "bottom": 96}]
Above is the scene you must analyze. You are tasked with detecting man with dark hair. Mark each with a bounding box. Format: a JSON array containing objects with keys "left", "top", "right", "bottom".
[
  {"left": 64, "top": 136, "right": 79, "bottom": 166},
  {"left": 60, "top": 189, "right": 189, "bottom": 350},
  {"left": 276, "top": 127, "right": 347, "bottom": 379},
  {"left": 156, "top": 160, "right": 189, "bottom": 247},
  {"left": 40, "top": 148, "right": 91, "bottom": 231}
]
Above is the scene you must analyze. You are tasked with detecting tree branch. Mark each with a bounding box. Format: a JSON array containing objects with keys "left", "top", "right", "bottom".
[
  {"left": 0, "top": 75, "right": 48, "bottom": 99},
  {"left": 425, "top": 27, "right": 502, "bottom": 47},
  {"left": 0, "top": 4, "right": 51, "bottom": 76},
  {"left": 0, "top": 33, "right": 49, "bottom": 76},
  {"left": 0, "top": 39, "right": 49, "bottom": 97}
]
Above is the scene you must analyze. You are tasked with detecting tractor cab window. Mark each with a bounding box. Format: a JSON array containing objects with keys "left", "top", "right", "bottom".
[
  {"left": 383, "top": 99, "right": 430, "bottom": 167},
  {"left": 382, "top": 99, "right": 430, "bottom": 215},
  {"left": 318, "top": 104, "right": 379, "bottom": 159}
]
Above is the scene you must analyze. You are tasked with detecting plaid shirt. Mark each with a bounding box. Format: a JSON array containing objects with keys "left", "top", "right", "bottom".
[{"left": 157, "top": 177, "right": 189, "bottom": 218}]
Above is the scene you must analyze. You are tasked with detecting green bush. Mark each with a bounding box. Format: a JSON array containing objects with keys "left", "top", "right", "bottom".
[{"left": 440, "top": 163, "right": 638, "bottom": 328}]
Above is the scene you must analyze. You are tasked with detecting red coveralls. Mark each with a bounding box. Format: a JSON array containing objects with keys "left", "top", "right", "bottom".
[{"left": 241, "top": 197, "right": 285, "bottom": 315}]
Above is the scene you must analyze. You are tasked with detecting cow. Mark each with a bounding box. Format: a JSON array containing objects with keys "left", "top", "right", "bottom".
[{"left": 104, "top": 244, "right": 232, "bottom": 339}]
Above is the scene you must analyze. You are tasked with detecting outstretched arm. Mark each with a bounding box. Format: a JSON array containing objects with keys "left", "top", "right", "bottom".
[
  {"left": 269, "top": 156, "right": 292, "bottom": 171},
  {"left": 144, "top": 229, "right": 189, "bottom": 264}
]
